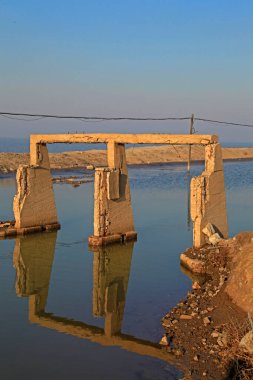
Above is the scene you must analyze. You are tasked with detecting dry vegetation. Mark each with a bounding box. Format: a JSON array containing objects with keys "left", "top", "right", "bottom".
[{"left": 222, "top": 314, "right": 253, "bottom": 380}]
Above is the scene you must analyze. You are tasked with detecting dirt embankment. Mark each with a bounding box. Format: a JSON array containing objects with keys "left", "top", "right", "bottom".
[
  {"left": 161, "top": 232, "right": 253, "bottom": 380},
  {"left": 1, "top": 146, "right": 253, "bottom": 173}
]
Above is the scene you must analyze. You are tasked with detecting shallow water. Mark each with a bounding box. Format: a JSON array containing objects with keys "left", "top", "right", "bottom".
[{"left": 0, "top": 161, "right": 253, "bottom": 379}]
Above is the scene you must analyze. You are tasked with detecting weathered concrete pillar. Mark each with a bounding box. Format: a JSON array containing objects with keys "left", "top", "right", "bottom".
[
  {"left": 13, "top": 143, "right": 59, "bottom": 230},
  {"left": 191, "top": 143, "right": 228, "bottom": 247},
  {"left": 89, "top": 142, "right": 136, "bottom": 245},
  {"left": 92, "top": 242, "right": 134, "bottom": 336}
]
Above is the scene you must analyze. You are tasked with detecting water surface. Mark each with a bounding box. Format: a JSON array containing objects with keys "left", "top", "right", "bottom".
[{"left": 1, "top": 161, "right": 253, "bottom": 379}]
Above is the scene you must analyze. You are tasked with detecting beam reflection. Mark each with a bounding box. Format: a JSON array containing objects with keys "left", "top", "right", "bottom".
[{"left": 13, "top": 234, "right": 174, "bottom": 363}]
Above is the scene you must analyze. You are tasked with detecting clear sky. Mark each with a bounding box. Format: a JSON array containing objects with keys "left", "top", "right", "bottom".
[{"left": 0, "top": 0, "right": 253, "bottom": 141}]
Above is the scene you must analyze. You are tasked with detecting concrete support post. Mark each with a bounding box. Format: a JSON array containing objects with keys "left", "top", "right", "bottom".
[
  {"left": 191, "top": 143, "right": 228, "bottom": 247},
  {"left": 89, "top": 142, "right": 136, "bottom": 246},
  {"left": 13, "top": 143, "right": 59, "bottom": 230}
]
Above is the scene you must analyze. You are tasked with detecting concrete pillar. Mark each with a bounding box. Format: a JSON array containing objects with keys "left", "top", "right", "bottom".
[
  {"left": 91, "top": 242, "right": 134, "bottom": 336},
  {"left": 13, "top": 143, "right": 59, "bottom": 230},
  {"left": 89, "top": 142, "right": 136, "bottom": 245},
  {"left": 191, "top": 143, "right": 228, "bottom": 247}
]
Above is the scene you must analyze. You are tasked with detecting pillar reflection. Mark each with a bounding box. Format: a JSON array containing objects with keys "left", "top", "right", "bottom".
[
  {"left": 13, "top": 236, "right": 173, "bottom": 363},
  {"left": 13, "top": 232, "right": 57, "bottom": 314},
  {"left": 92, "top": 242, "right": 134, "bottom": 337}
]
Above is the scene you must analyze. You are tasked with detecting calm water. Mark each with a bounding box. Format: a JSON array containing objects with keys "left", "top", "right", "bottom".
[{"left": 0, "top": 161, "right": 253, "bottom": 379}]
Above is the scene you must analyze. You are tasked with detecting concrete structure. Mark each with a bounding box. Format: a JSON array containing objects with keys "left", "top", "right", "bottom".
[
  {"left": 13, "top": 143, "right": 59, "bottom": 230},
  {"left": 191, "top": 143, "right": 228, "bottom": 246},
  {"left": 10, "top": 133, "right": 227, "bottom": 247},
  {"left": 89, "top": 142, "right": 136, "bottom": 245}
]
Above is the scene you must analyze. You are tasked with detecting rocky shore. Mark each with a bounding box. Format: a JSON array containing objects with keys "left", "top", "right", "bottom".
[
  {"left": 161, "top": 232, "right": 253, "bottom": 380},
  {"left": 1, "top": 146, "right": 253, "bottom": 173}
]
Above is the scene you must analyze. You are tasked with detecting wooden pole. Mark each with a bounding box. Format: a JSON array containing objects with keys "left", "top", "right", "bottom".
[{"left": 187, "top": 114, "right": 195, "bottom": 174}]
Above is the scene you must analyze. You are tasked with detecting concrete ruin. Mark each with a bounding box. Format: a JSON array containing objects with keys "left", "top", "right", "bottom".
[
  {"left": 10, "top": 133, "right": 227, "bottom": 247},
  {"left": 191, "top": 143, "right": 228, "bottom": 247},
  {"left": 13, "top": 143, "right": 59, "bottom": 230},
  {"left": 89, "top": 142, "right": 136, "bottom": 245}
]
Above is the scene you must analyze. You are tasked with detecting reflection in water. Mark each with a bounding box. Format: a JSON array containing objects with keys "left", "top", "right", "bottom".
[
  {"left": 13, "top": 233, "right": 174, "bottom": 364},
  {"left": 186, "top": 174, "right": 191, "bottom": 231},
  {"left": 92, "top": 243, "right": 133, "bottom": 337},
  {"left": 180, "top": 264, "right": 210, "bottom": 287},
  {"left": 13, "top": 232, "right": 57, "bottom": 314}
]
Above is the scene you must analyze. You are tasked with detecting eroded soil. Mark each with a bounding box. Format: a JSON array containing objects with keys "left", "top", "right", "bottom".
[{"left": 161, "top": 232, "right": 253, "bottom": 380}]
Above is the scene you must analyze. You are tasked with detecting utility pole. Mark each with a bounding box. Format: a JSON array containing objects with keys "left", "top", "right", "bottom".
[{"left": 187, "top": 113, "right": 195, "bottom": 174}]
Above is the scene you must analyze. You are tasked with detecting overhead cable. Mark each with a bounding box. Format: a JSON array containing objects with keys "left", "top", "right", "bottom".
[{"left": 0, "top": 111, "right": 253, "bottom": 128}]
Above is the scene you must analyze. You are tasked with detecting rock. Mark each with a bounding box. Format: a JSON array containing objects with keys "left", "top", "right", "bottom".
[
  {"left": 209, "top": 233, "right": 222, "bottom": 245},
  {"left": 159, "top": 335, "right": 169, "bottom": 346},
  {"left": 192, "top": 281, "right": 201, "bottom": 290},
  {"left": 180, "top": 314, "right": 193, "bottom": 320},
  {"left": 180, "top": 253, "right": 206, "bottom": 274},
  {"left": 174, "top": 349, "right": 184, "bottom": 357},
  {"left": 217, "top": 334, "right": 228, "bottom": 347},
  {"left": 202, "top": 223, "right": 216, "bottom": 238},
  {"left": 193, "top": 354, "right": 199, "bottom": 361},
  {"left": 86, "top": 164, "right": 95, "bottom": 170},
  {"left": 202, "top": 223, "right": 223, "bottom": 244},
  {"left": 211, "top": 331, "right": 220, "bottom": 338},
  {"left": 203, "top": 316, "right": 212, "bottom": 325}
]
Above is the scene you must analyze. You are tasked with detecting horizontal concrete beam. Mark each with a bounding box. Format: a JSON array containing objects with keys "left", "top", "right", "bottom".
[{"left": 30, "top": 133, "right": 218, "bottom": 146}]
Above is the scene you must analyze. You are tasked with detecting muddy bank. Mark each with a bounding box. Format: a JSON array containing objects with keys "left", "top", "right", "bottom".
[
  {"left": 161, "top": 232, "right": 253, "bottom": 380},
  {"left": 1, "top": 146, "right": 253, "bottom": 173}
]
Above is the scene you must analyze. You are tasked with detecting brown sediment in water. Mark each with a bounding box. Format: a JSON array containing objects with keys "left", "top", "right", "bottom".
[
  {"left": 1, "top": 146, "right": 253, "bottom": 173},
  {"left": 161, "top": 232, "right": 253, "bottom": 380}
]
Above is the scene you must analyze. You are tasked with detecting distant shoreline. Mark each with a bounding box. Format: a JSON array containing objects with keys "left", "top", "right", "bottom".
[{"left": 1, "top": 146, "right": 253, "bottom": 174}]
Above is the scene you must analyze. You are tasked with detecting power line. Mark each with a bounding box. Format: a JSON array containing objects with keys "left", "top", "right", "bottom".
[
  {"left": 195, "top": 118, "right": 253, "bottom": 128},
  {"left": 1, "top": 114, "right": 45, "bottom": 122},
  {"left": 0, "top": 111, "right": 253, "bottom": 128},
  {"left": 0, "top": 111, "right": 190, "bottom": 121}
]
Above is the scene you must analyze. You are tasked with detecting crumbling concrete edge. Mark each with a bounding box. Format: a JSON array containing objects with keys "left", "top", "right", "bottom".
[
  {"left": 180, "top": 253, "right": 206, "bottom": 274},
  {"left": 0, "top": 223, "right": 61, "bottom": 239},
  {"left": 88, "top": 231, "right": 137, "bottom": 246}
]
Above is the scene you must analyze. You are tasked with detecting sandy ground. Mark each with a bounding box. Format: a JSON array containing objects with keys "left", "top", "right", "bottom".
[{"left": 1, "top": 146, "right": 253, "bottom": 173}]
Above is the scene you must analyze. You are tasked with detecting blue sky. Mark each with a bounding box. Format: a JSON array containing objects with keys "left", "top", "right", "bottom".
[{"left": 0, "top": 1, "right": 253, "bottom": 141}]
